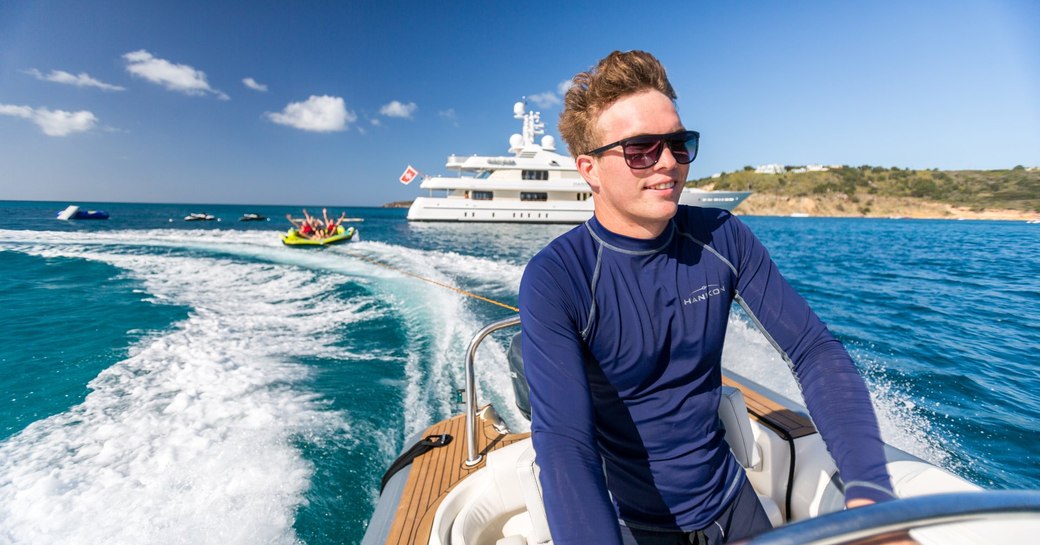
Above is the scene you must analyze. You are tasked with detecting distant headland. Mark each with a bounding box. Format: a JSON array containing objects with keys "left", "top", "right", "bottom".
[
  {"left": 691, "top": 164, "right": 1040, "bottom": 221},
  {"left": 382, "top": 201, "right": 413, "bottom": 208}
]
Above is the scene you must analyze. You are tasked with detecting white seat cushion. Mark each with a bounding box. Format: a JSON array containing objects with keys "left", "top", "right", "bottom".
[
  {"left": 719, "top": 386, "right": 782, "bottom": 527},
  {"left": 719, "top": 386, "right": 761, "bottom": 470},
  {"left": 451, "top": 441, "right": 533, "bottom": 545}
]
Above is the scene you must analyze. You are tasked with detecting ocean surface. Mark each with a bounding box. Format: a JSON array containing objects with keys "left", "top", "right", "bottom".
[{"left": 0, "top": 200, "right": 1037, "bottom": 544}]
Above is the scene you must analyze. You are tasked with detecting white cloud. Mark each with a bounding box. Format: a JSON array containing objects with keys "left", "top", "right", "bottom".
[
  {"left": 379, "top": 100, "right": 418, "bottom": 119},
  {"left": 557, "top": 79, "right": 574, "bottom": 96},
  {"left": 517, "top": 80, "right": 574, "bottom": 112},
  {"left": 123, "top": 50, "right": 228, "bottom": 99},
  {"left": 0, "top": 105, "right": 33, "bottom": 119},
  {"left": 25, "top": 68, "right": 125, "bottom": 91},
  {"left": 439, "top": 108, "right": 459, "bottom": 127},
  {"left": 527, "top": 92, "right": 561, "bottom": 109},
  {"left": 370, "top": 118, "right": 382, "bottom": 126},
  {"left": 242, "top": 77, "right": 267, "bottom": 92},
  {"left": 265, "top": 95, "right": 356, "bottom": 132},
  {"left": 0, "top": 103, "right": 98, "bottom": 136}
]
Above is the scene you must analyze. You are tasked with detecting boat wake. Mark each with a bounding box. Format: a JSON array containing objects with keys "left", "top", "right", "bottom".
[
  {"left": 722, "top": 317, "right": 951, "bottom": 469},
  {"left": 0, "top": 227, "right": 956, "bottom": 543},
  {"left": 0, "top": 241, "right": 368, "bottom": 544}
]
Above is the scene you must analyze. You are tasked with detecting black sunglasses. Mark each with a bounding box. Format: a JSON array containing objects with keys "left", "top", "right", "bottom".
[{"left": 585, "top": 130, "right": 700, "bottom": 169}]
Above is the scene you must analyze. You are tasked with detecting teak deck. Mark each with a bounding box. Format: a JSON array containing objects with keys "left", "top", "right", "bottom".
[
  {"left": 382, "top": 378, "right": 816, "bottom": 544},
  {"left": 723, "top": 376, "right": 817, "bottom": 439}
]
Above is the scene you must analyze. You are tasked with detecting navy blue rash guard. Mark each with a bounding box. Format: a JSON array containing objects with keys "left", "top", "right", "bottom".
[{"left": 518, "top": 206, "right": 893, "bottom": 545}]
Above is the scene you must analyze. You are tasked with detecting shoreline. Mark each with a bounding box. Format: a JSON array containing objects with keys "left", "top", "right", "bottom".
[{"left": 730, "top": 193, "right": 1040, "bottom": 222}]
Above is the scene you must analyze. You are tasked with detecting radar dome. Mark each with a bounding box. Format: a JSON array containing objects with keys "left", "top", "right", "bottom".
[
  {"left": 541, "top": 135, "right": 556, "bottom": 150},
  {"left": 509, "top": 134, "right": 523, "bottom": 149},
  {"left": 513, "top": 102, "right": 526, "bottom": 117}
]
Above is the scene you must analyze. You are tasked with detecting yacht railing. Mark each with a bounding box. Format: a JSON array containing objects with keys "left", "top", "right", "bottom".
[{"left": 463, "top": 315, "right": 521, "bottom": 466}]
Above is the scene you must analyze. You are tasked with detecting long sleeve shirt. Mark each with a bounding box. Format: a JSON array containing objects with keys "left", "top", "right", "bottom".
[{"left": 517, "top": 206, "right": 893, "bottom": 545}]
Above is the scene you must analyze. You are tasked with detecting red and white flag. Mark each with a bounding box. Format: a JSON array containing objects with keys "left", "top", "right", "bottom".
[{"left": 399, "top": 165, "right": 419, "bottom": 185}]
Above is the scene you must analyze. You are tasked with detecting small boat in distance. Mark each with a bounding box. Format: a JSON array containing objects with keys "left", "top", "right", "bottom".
[
  {"left": 406, "top": 100, "right": 751, "bottom": 223},
  {"left": 679, "top": 187, "right": 751, "bottom": 209},
  {"left": 239, "top": 213, "right": 268, "bottom": 222},
  {"left": 56, "top": 205, "right": 109, "bottom": 220},
  {"left": 184, "top": 213, "right": 217, "bottom": 221}
]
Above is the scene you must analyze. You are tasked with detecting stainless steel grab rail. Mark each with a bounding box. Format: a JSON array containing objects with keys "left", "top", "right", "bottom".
[{"left": 463, "top": 315, "right": 521, "bottom": 466}]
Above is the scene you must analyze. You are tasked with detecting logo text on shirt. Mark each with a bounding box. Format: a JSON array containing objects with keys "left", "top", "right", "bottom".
[{"left": 683, "top": 284, "right": 727, "bottom": 305}]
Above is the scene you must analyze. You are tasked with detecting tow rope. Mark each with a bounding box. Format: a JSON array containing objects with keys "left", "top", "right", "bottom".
[{"left": 340, "top": 248, "right": 520, "bottom": 312}]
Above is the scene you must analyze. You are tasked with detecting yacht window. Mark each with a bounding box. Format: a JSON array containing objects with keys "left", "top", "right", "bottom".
[
  {"left": 521, "top": 170, "right": 549, "bottom": 180},
  {"left": 476, "top": 170, "right": 491, "bottom": 179},
  {"left": 472, "top": 191, "right": 494, "bottom": 200},
  {"left": 521, "top": 192, "right": 548, "bottom": 201}
]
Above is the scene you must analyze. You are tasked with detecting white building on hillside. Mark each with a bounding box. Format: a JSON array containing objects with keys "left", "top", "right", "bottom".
[
  {"left": 755, "top": 163, "right": 830, "bottom": 174},
  {"left": 755, "top": 164, "right": 785, "bottom": 174},
  {"left": 789, "top": 164, "right": 830, "bottom": 173}
]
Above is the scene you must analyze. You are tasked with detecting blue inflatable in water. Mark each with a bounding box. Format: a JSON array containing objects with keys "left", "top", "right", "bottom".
[{"left": 56, "top": 205, "right": 110, "bottom": 220}]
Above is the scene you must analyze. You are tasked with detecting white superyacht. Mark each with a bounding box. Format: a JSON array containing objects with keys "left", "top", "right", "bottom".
[{"left": 406, "top": 101, "right": 751, "bottom": 223}]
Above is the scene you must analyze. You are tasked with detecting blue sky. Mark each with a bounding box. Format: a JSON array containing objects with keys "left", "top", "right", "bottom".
[{"left": 1, "top": 0, "right": 1038, "bottom": 207}]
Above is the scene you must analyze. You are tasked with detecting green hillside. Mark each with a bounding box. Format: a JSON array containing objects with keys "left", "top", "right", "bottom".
[{"left": 692, "top": 166, "right": 1040, "bottom": 213}]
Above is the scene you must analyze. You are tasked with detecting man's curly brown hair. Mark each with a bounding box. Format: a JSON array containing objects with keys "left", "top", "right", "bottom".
[{"left": 558, "top": 51, "right": 677, "bottom": 159}]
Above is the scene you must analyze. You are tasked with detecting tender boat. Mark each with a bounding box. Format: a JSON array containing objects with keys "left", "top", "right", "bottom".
[
  {"left": 680, "top": 187, "right": 751, "bottom": 210},
  {"left": 281, "top": 225, "right": 356, "bottom": 246},
  {"left": 239, "top": 213, "right": 268, "bottom": 221},
  {"left": 56, "top": 205, "right": 109, "bottom": 220},
  {"left": 184, "top": 213, "right": 217, "bottom": 221},
  {"left": 363, "top": 316, "right": 1040, "bottom": 545},
  {"left": 406, "top": 101, "right": 751, "bottom": 223}
]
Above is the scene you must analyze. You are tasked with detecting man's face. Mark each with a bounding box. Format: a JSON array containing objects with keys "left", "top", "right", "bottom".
[{"left": 578, "top": 89, "right": 689, "bottom": 238}]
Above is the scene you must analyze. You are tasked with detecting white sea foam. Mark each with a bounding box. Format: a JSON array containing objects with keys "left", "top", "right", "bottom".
[
  {"left": 721, "top": 317, "right": 801, "bottom": 399},
  {"left": 0, "top": 227, "right": 953, "bottom": 536},
  {"left": 340, "top": 240, "right": 526, "bottom": 295},
  {"left": 722, "top": 315, "right": 949, "bottom": 467},
  {"left": 344, "top": 241, "right": 529, "bottom": 435},
  {"left": 411, "top": 247, "right": 526, "bottom": 295},
  {"left": 1, "top": 229, "right": 526, "bottom": 437},
  {"left": 0, "top": 244, "right": 375, "bottom": 545}
]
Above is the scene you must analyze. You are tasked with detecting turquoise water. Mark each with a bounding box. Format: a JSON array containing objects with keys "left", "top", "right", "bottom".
[{"left": 0, "top": 201, "right": 1037, "bottom": 544}]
